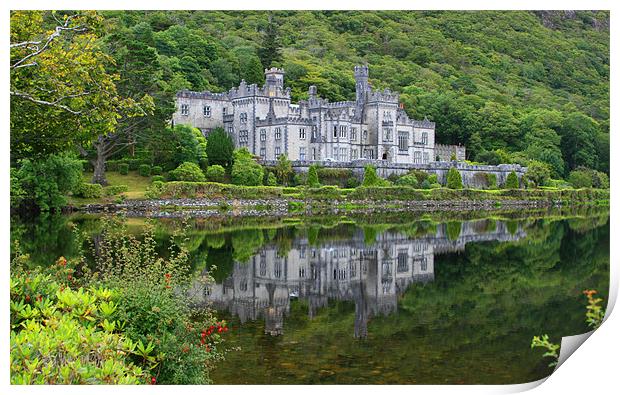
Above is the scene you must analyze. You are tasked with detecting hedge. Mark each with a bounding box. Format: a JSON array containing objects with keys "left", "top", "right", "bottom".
[
  {"left": 74, "top": 182, "right": 104, "bottom": 198},
  {"left": 151, "top": 166, "right": 163, "bottom": 175},
  {"left": 139, "top": 164, "right": 151, "bottom": 177},
  {"left": 118, "top": 163, "right": 129, "bottom": 175},
  {"left": 104, "top": 184, "right": 129, "bottom": 196}
]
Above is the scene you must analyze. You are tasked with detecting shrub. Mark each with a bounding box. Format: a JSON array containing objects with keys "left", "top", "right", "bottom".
[
  {"left": 139, "top": 164, "right": 151, "bottom": 177},
  {"left": 420, "top": 179, "right": 431, "bottom": 189},
  {"left": 307, "top": 165, "right": 321, "bottom": 188},
  {"left": 428, "top": 174, "right": 438, "bottom": 184},
  {"left": 346, "top": 176, "right": 360, "bottom": 188},
  {"left": 151, "top": 175, "right": 165, "bottom": 183},
  {"left": 505, "top": 171, "right": 520, "bottom": 189},
  {"left": 231, "top": 149, "right": 263, "bottom": 186},
  {"left": 406, "top": 170, "right": 430, "bottom": 184},
  {"left": 118, "top": 163, "right": 129, "bottom": 175},
  {"left": 151, "top": 166, "right": 163, "bottom": 175},
  {"left": 12, "top": 154, "right": 83, "bottom": 211},
  {"left": 316, "top": 168, "right": 353, "bottom": 187},
  {"left": 205, "top": 165, "right": 226, "bottom": 183},
  {"left": 206, "top": 127, "right": 234, "bottom": 168},
  {"left": 266, "top": 171, "right": 277, "bottom": 186},
  {"left": 104, "top": 184, "right": 129, "bottom": 196},
  {"left": 525, "top": 160, "right": 551, "bottom": 187},
  {"left": 395, "top": 174, "right": 419, "bottom": 187},
  {"left": 446, "top": 167, "right": 463, "bottom": 189},
  {"left": 430, "top": 183, "right": 441, "bottom": 189},
  {"left": 127, "top": 159, "right": 141, "bottom": 171},
  {"left": 486, "top": 173, "right": 497, "bottom": 189},
  {"left": 74, "top": 182, "right": 104, "bottom": 199},
  {"left": 274, "top": 155, "right": 293, "bottom": 185},
  {"left": 169, "top": 162, "right": 206, "bottom": 182},
  {"left": 362, "top": 165, "right": 389, "bottom": 187},
  {"left": 568, "top": 169, "right": 592, "bottom": 188},
  {"left": 145, "top": 180, "right": 166, "bottom": 199},
  {"left": 591, "top": 170, "right": 609, "bottom": 189}
]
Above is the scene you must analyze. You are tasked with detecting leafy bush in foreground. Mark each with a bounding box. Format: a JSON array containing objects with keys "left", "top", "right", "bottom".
[{"left": 169, "top": 162, "right": 206, "bottom": 182}]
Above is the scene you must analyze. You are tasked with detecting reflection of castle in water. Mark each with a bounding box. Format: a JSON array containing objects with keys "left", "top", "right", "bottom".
[{"left": 194, "top": 220, "right": 525, "bottom": 337}]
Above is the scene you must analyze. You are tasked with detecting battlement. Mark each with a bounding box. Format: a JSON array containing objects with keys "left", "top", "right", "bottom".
[
  {"left": 354, "top": 65, "right": 369, "bottom": 78},
  {"left": 176, "top": 89, "right": 230, "bottom": 101}
]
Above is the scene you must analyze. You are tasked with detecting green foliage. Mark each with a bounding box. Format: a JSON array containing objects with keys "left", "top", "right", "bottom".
[
  {"left": 12, "top": 154, "right": 83, "bottom": 211},
  {"left": 583, "top": 290, "right": 605, "bottom": 329},
  {"left": 104, "top": 184, "right": 129, "bottom": 196},
  {"left": 525, "top": 160, "right": 551, "bottom": 188},
  {"left": 151, "top": 166, "right": 163, "bottom": 175},
  {"left": 169, "top": 162, "right": 206, "bottom": 182},
  {"left": 206, "top": 128, "right": 234, "bottom": 169},
  {"left": 361, "top": 165, "right": 389, "bottom": 187},
  {"left": 74, "top": 183, "right": 104, "bottom": 199},
  {"left": 446, "top": 168, "right": 463, "bottom": 189},
  {"left": 266, "top": 172, "right": 277, "bottom": 186},
  {"left": 316, "top": 168, "right": 353, "bottom": 187},
  {"left": 420, "top": 179, "right": 432, "bottom": 189},
  {"left": 139, "top": 164, "right": 151, "bottom": 177},
  {"left": 346, "top": 176, "right": 361, "bottom": 188},
  {"left": 568, "top": 167, "right": 609, "bottom": 189},
  {"left": 274, "top": 154, "right": 293, "bottom": 186},
  {"left": 151, "top": 176, "right": 165, "bottom": 183},
  {"left": 395, "top": 174, "right": 419, "bottom": 188},
  {"left": 307, "top": 165, "right": 321, "bottom": 188},
  {"left": 118, "top": 163, "right": 129, "bottom": 175},
  {"left": 530, "top": 335, "right": 560, "bottom": 368},
  {"left": 485, "top": 173, "right": 497, "bottom": 189},
  {"left": 205, "top": 165, "right": 226, "bottom": 183},
  {"left": 505, "top": 171, "right": 520, "bottom": 189},
  {"left": 231, "top": 148, "right": 263, "bottom": 186}
]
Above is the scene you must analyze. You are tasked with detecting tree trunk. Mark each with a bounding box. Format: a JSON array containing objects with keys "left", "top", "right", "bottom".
[{"left": 91, "top": 137, "right": 109, "bottom": 185}]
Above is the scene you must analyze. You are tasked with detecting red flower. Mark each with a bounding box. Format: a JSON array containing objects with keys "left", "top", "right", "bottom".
[
  {"left": 218, "top": 327, "right": 223, "bottom": 333},
  {"left": 36, "top": 295, "right": 42, "bottom": 302},
  {"left": 224, "top": 327, "right": 228, "bottom": 332},
  {"left": 25, "top": 295, "right": 31, "bottom": 302},
  {"left": 150, "top": 377, "right": 156, "bottom": 385}
]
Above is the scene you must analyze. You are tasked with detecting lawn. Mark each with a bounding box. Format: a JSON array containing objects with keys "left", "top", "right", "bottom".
[{"left": 67, "top": 171, "right": 152, "bottom": 206}]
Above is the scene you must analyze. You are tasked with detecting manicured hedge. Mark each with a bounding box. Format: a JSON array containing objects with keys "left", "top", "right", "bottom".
[
  {"left": 104, "top": 184, "right": 129, "bottom": 196},
  {"left": 139, "top": 164, "right": 151, "bottom": 177},
  {"left": 151, "top": 166, "right": 163, "bottom": 175},
  {"left": 118, "top": 163, "right": 129, "bottom": 175},
  {"left": 74, "top": 182, "right": 104, "bottom": 198}
]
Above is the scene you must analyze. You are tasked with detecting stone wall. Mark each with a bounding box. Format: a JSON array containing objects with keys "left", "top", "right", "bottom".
[
  {"left": 259, "top": 159, "right": 527, "bottom": 188},
  {"left": 435, "top": 144, "right": 466, "bottom": 161}
]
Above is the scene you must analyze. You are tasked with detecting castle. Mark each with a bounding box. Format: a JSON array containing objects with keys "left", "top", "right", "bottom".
[{"left": 173, "top": 65, "right": 465, "bottom": 163}]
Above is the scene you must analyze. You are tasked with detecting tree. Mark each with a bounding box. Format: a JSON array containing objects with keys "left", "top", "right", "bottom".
[
  {"left": 307, "top": 164, "right": 321, "bottom": 188},
  {"left": 257, "top": 13, "right": 282, "bottom": 68},
  {"left": 505, "top": 171, "right": 519, "bottom": 189},
  {"left": 361, "top": 165, "right": 388, "bottom": 187},
  {"left": 525, "top": 160, "right": 551, "bottom": 187},
  {"left": 168, "top": 162, "right": 205, "bottom": 182},
  {"left": 446, "top": 167, "right": 463, "bottom": 189},
  {"left": 205, "top": 165, "right": 226, "bottom": 183},
  {"left": 559, "top": 112, "right": 600, "bottom": 173},
  {"left": 568, "top": 169, "right": 593, "bottom": 189},
  {"left": 10, "top": 11, "right": 137, "bottom": 162},
  {"left": 231, "top": 148, "right": 263, "bottom": 186},
  {"left": 274, "top": 154, "right": 293, "bottom": 186},
  {"left": 206, "top": 128, "right": 235, "bottom": 169}
]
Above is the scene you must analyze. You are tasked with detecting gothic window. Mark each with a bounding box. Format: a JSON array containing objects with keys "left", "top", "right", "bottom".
[
  {"left": 275, "top": 128, "right": 281, "bottom": 140},
  {"left": 299, "top": 147, "right": 306, "bottom": 161},
  {"left": 422, "top": 132, "right": 428, "bottom": 145},
  {"left": 299, "top": 267, "right": 306, "bottom": 278},
  {"left": 340, "top": 148, "right": 348, "bottom": 162},
  {"left": 299, "top": 248, "right": 306, "bottom": 259},
  {"left": 398, "top": 131, "right": 409, "bottom": 152},
  {"left": 333, "top": 125, "right": 338, "bottom": 138},
  {"left": 423, "top": 152, "right": 429, "bottom": 163},
  {"left": 299, "top": 128, "right": 306, "bottom": 140},
  {"left": 363, "top": 130, "right": 368, "bottom": 140},
  {"left": 397, "top": 250, "right": 408, "bottom": 273},
  {"left": 274, "top": 146, "right": 281, "bottom": 159},
  {"left": 203, "top": 106, "right": 211, "bottom": 117},
  {"left": 180, "top": 104, "right": 189, "bottom": 116},
  {"left": 351, "top": 128, "right": 357, "bottom": 140},
  {"left": 239, "top": 130, "right": 249, "bottom": 146},
  {"left": 351, "top": 149, "right": 358, "bottom": 160},
  {"left": 274, "top": 261, "right": 282, "bottom": 278},
  {"left": 259, "top": 253, "right": 267, "bottom": 276},
  {"left": 260, "top": 129, "right": 266, "bottom": 141},
  {"left": 260, "top": 147, "right": 266, "bottom": 159},
  {"left": 312, "top": 126, "right": 318, "bottom": 139},
  {"left": 239, "top": 279, "right": 248, "bottom": 292},
  {"left": 414, "top": 151, "right": 422, "bottom": 164},
  {"left": 421, "top": 257, "right": 428, "bottom": 272},
  {"left": 383, "top": 128, "right": 392, "bottom": 142},
  {"left": 339, "top": 126, "right": 347, "bottom": 138},
  {"left": 227, "top": 126, "right": 233, "bottom": 134},
  {"left": 223, "top": 107, "right": 227, "bottom": 116},
  {"left": 240, "top": 112, "right": 247, "bottom": 123}
]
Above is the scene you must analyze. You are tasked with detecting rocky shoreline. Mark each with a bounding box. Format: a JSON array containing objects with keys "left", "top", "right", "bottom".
[{"left": 78, "top": 197, "right": 561, "bottom": 218}]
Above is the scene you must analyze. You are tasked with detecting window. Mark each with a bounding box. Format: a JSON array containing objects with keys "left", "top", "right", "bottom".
[
  {"left": 223, "top": 107, "right": 227, "bottom": 116},
  {"left": 333, "top": 148, "right": 339, "bottom": 161},
  {"left": 260, "top": 147, "right": 266, "bottom": 159},
  {"left": 260, "top": 129, "right": 266, "bottom": 141},
  {"left": 383, "top": 127, "right": 392, "bottom": 142},
  {"left": 333, "top": 126, "right": 338, "bottom": 138},
  {"left": 274, "top": 261, "right": 282, "bottom": 278},
  {"left": 275, "top": 128, "right": 281, "bottom": 140},
  {"left": 423, "top": 152, "right": 429, "bottom": 163},
  {"left": 398, "top": 131, "right": 409, "bottom": 152},
  {"left": 227, "top": 126, "right": 233, "bottom": 134},
  {"left": 299, "top": 248, "right": 306, "bottom": 259},
  {"left": 180, "top": 104, "right": 189, "bottom": 116},
  {"left": 274, "top": 147, "right": 281, "bottom": 159},
  {"left": 312, "top": 126, "right": 318, "bottom": 139},
  {"left": 240, "top": 112, "right": 247, "bottom": 123},
  {"left": 351, "top": 149, "right": 358, "bottom": 160},
  {"left": 339, "top": 126, "right": 347, "bottom": 138},
  {"left": 422, "top": 132, "right": 428, "bottom": 145},
  {"left": 239, "top": 130, "right": 248, "bottom": 146},
  {"left": 259, "top": 253, "right": 267, "bottom": 276},
  {"left": 397, "top": 250, "right": 408, "bottom": 273},
  {"left": 340, "top": 148, "right": 348, "bottom": 162},
  {"left": 203, "top": 106, "right": 211, "bottom": 117},
  {"left": 363, "top": 130, "right": 368, "bottom": 140},
  {"left": 312, "top": 148, "right": 317, "bottom": 160},
  {"left": 299, "top": 128, "right": 306, "bottom": 140},
  {"left": 351, "top": 128, "right": 357, "bottom": 141},
  {"left": 299, "top": 147, "right": 306, "bottom": 161},
  {"left": 414, "top": 151, "right": 422, "bottom": 164},
  {"left": 421, "top": 257, "right": 428, "bottom": 271}
]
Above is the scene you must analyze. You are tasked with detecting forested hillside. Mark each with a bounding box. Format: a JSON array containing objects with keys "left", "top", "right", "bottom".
[{"left": 95, "top": 10, "right": 609, "bottom": 176}]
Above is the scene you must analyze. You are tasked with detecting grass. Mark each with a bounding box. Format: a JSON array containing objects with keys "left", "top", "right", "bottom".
[{"left": 67, "top": 171, "right": 153, "bottom": 206}]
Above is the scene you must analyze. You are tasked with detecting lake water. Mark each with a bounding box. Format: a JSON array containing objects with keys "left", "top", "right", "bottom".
[{"left": 11, "top": 208, "right": 609, "bottom": 384}]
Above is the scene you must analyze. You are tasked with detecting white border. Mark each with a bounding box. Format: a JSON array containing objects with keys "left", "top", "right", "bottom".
[{"left": 2, "top": 1, "right": 617, "bottom": 395}]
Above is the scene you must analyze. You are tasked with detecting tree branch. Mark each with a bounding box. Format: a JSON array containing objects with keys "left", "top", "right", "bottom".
[{"left": 10, "top": 90, "right": 84, "bottom": 115}]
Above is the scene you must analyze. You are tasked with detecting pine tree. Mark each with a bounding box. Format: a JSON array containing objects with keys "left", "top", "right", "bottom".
[
  {"left": 307, "top": 165, "right": 321, "bottom": 188},
  {"left": 505, "top": 171, "right": 520, "bottom": 189},
  {"left": 446, "top": 167, "right": 463, "bottom": 189},
  {"left": 258, "top": 14, "right": 282, "bottom": 68}
]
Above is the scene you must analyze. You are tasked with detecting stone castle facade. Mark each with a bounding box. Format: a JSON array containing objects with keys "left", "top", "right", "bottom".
[{"left": 173, "top": 65, "right": 465, "bottom": 164}]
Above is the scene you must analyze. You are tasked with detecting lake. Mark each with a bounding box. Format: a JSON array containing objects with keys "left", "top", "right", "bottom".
[{"left": 11, "top": 208, "right": 609, "bottom": 384}]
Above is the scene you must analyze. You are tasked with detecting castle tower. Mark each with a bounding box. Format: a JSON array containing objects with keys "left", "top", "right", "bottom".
[
  {"left": 354, "top": 65, "right": 369, "bottom": 103},
  {"left": 265, "top": 67, "right": 285, "bottom": 96}
]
